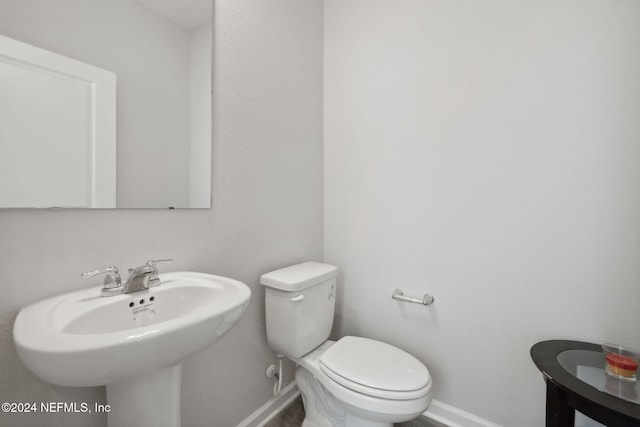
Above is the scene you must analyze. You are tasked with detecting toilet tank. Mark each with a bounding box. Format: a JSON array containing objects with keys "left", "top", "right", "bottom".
[{"left": 260, "top": 262, "right": 338, "bottom": 358}]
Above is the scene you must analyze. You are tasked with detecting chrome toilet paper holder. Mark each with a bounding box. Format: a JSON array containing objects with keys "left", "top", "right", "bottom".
[{"left": 391, "top": 289, "right": 435, "bottom": 306}]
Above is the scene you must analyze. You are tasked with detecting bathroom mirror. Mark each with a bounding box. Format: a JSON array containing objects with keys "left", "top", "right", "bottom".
[{"left": 0, "top": 0, "right": 212, "bottom": 208}]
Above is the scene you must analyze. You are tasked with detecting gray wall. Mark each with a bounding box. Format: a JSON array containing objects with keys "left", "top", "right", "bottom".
[
  {"left": 0, "top": 0, "right": 324, "bottom": 426},
  {"left": 324, "top": 0, "right": 640, "bottom": 425}
]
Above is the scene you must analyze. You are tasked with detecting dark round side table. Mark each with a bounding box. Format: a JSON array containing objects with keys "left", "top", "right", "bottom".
[{"left": 531, "top": 340, "right": 640, "bottom": 426}]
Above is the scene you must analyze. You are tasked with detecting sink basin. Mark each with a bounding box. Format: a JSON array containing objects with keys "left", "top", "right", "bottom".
[{"left": 13, "top": 271, "right": 251, "bottom": 427}]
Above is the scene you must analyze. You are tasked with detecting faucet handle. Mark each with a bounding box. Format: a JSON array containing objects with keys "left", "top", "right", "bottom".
[
  {"left": 145, "top": 259, "right": 172, "bottom": 288},
  {"left": 82, "top": 266, "right": 121, "bottom": 285},
  {"left": 81, "top": 266, "right": 122, "bottom": 296},
  {"left": 128, "top": 259, "right": 172, "bottom": 274},
  {"left": 146, "top": 259, "right": 173, "bottom": 268}
]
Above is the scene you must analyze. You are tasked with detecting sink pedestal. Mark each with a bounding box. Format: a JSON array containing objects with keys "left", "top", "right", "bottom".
[{"left": 107, "top": 364, "right": 182, "bottom": 427}]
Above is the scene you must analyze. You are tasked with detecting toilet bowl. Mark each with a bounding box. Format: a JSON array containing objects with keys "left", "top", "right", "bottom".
[
  {"left": 293, "top": 339, "right": 432, "bottom": 427},
  {"left": 261, "top": 262, "right": 433, "bottom": 427}
]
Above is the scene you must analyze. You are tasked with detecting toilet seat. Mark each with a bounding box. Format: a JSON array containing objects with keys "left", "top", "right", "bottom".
[
  {"left": 319, "top": 336, "right": 431, "bottom": 400},
  {"left": 294, "top": 340, "right": 433, "bottom": 423}
]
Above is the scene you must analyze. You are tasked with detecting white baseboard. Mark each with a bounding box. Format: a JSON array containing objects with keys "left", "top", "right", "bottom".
[
  {"left": 236, "top": 381, "right": 300, "bottom": 427},
  {"left": 424, "top": 399, "right": 502, "bottom": 427}
]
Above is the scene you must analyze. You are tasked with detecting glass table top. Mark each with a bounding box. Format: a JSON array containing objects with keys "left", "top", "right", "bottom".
[{"left": 558, "top": 349, "right": 640, "bottom": 405}]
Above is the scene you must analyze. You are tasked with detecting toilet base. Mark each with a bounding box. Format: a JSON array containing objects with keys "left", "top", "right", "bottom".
[
  {"left": 296, "top": 367, "right": 393, "bottom": 427},
  {"left": 302, "top": 418, "right": 389, "bottom": 427}
]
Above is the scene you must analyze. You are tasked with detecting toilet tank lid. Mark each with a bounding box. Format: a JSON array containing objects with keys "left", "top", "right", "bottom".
[{"left": 260, "top": 262, "right": 338, "bottom": 291}]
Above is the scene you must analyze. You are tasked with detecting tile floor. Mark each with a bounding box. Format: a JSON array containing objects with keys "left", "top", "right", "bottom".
[{"left": 264, "top": 396, "right": 445, "bottom": 427}]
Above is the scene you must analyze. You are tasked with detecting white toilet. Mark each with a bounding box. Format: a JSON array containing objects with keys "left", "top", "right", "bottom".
[{"left": 260, "top": 262, "right": 432, "bottom": 427}]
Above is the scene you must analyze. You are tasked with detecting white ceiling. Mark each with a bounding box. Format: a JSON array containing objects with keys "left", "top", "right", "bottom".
[{"left": 134, "top": 0, "right": 212, "bottom": 30}]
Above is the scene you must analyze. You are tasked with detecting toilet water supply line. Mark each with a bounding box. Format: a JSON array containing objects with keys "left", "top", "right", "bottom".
[{"left": 273, "top": 354, "right": 283, "bottom": 396}]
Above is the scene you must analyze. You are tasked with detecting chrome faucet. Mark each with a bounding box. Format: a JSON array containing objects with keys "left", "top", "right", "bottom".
[
  {"left": 123, "top": 259, "right": 173, "bottom": 294},
  {"left": 123, "top": 264, "right": 155, "bottom": 294},
  {"left": 122, "top": 258, "right": 173, "bottom": 294},
  {"left": 82, "top": 259, "right": 172, "bottom": 296}
]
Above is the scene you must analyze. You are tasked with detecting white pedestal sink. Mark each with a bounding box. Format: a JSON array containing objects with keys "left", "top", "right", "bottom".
[{"left": 13, "top": 272, "right": 251, "bottom": 427}]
